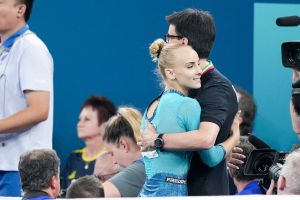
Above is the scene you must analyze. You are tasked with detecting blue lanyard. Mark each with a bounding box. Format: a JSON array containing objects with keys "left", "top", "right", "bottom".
[{"left": 1, "top": 24, "right": 29, "bottom": 48}]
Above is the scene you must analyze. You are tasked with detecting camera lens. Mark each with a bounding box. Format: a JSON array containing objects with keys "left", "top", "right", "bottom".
[
  {"left": 253, "top": 154, "right": 274, "bottom": 174},
  {"left": 269, "top": 163, "right": 283, "bottom": 183},
  {"left": 282, "top": 42, "right": 300, "bottom": 69},
  {"left": 289, "top": 47, "right": 300, "bottom": 64}
]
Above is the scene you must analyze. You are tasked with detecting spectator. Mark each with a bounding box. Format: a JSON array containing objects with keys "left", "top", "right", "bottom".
[
  {"left": 102, "top": 107, "right": 145, "bottom": 197},
  {"left": 267, "top": 149, "right": 300, "bottom": 195},
  {"left": 66, "top": 175, "right": 104, "bottom": 198},
  {"left": 0, "top": 0, "right": 53, "bottom": 196},
  {"left": 18, "top": 149, "right": 60, "bottom": 200},
  {"left": 235, "top": 87, "right": 257, "bottom": 136},
  {"left": 61, "top": 96, "right": 116, "bottom": 190},
  {"left": 94, "top": 151, "right": 121, "bottom": 182}
]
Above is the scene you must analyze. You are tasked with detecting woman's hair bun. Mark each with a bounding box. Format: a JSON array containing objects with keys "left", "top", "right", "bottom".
[{"left": 149, "top": 38, "right": 165, "bottom": 60}]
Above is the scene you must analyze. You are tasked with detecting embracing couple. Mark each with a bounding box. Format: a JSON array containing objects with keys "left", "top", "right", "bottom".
[{"left": 138, "top": 8, "right": 239, "bottom": 196}]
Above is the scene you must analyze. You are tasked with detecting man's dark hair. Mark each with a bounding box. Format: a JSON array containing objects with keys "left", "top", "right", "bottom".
[
  {"left": 17, "top": 0, "right": 34, "bottom": 22},
  {"left": 81, "top": 96, "right": 117, "bottom": 125},
  {"left": 66, "top": 175, "right": 104, "bottom": 198},
  {"left": 18, "top": 149, "right": 60, "bottom": 192},
  {"left": 232, "top": 136, "right": 256, "bottom": 181},
  {"left": 166, "top": 8, "right": 216, "bottom": 58},
  {"left": 236, "top": 87, "right": 257, "bottom": 136},
  {"left": 103, "top": 114, "right": 137, "bottom": 144}
]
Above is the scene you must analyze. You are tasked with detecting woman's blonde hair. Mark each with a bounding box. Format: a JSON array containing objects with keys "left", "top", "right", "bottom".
[
  {"left": 118, "top": 107, "right": 142, "bottom": 141},
  {"left": 149, "top": 38, "right": 191, "bottom": 81},
  {"left": 103, "top": 107, "right": 142, "bottom": 146}
]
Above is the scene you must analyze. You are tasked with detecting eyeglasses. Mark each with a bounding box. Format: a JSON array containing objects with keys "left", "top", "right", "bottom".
[
  {"left": 164, "top": 34, "right": 184, "bottom": 43},
  {"left": 95, "top": 172, "right": 118, "bottom": 182}
]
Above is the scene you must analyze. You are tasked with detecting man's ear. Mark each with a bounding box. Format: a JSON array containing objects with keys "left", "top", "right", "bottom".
[
  {"left": 164, "top": 68, "right": 176, "bottom": 81},
  {"left": 16, "top": 4, "right": 26, "bottom": 17},
  {"left": 182, "top": 37, "right": 189, "bottom": 45},
  {"left": 278, "top": 175, "right": 286, "bottom": 192},
  {"left": 50, "top": 175, "right": 58, "bottom": 189}
]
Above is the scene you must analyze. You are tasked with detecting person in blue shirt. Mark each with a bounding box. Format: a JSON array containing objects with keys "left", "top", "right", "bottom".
[
  {"left": 139, "top": 39, "right": 240, "bottom": 196},
  {"left": 18, "top": 149, "right": 61, "bottom": 200},
  {"left": 229, "top": 136, "right": 263, "bottom": 195},
  {"left": 0, "top": 0, "right": 53, "bottom": 196}
]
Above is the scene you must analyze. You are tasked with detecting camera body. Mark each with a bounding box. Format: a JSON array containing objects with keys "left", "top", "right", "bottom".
[
  {"left": 282, "top": 41, "right": 300, "bottom": 70},
  {"left": 244, "top": 149, "right": 287, "bottom": 192}
]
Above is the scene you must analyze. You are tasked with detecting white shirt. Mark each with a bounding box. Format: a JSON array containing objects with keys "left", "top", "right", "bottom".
[{"left": 0, "top": 30, "right": 54, "bottom": 170}]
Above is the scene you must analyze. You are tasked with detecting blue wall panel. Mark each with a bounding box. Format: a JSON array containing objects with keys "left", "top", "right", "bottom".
[{"left": 253, "top": 3, "right": 300, "bottom": 151}]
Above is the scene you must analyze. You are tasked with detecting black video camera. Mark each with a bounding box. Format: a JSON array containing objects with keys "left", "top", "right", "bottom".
[
  {"left": 244, "top": 144, "right": 300, "bottom": 193},
  {"left": 276, "top": 16, "right": 300, "bottom": 70},
  {"left": 243, "top": 149, "right": 287, "bottom": 192}
]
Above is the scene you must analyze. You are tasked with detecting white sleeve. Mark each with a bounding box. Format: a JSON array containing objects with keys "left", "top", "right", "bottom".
[{"left": 19, "top": 40, "right": 53, "bottom": 92}]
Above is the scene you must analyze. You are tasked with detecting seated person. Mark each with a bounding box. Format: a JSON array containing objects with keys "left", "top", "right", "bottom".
[
  {"left": 230, "top": 136, "right": 264, "bottom": 195},
  {"left": 18, "top": 149, "right": 61, "bottom": 200},
  {"left": 102, "top": 107, "right": 145, "bottom": 197},
  {"left": 66, "top": 175, "right": 104, "bottom": 198},
  {"left": 94, "top": 151, "right": 121, "bottom": 182},
  {"left": 61, "top": 96, "right": 116, "bottom": 190}
]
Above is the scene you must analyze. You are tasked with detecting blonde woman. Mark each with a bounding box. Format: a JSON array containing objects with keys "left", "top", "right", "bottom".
[{"left": 139, "top": 39, "right": 240, "bottom": 196}]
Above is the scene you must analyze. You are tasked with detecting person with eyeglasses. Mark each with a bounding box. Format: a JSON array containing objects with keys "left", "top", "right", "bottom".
[
  {"left": 140, "top": 8, "right": 238, "bottom": 196},
  {"left": 138, "top": 38, "right": 239, "bottom": 196},
  {"left": 93, "top": 151, "right": 121, "bottom": 182},
  {"left": 102, "top": 107, "right": 146, "bottom": 197},
  {"left": 0, "top": 0, "right": 54, "bottom": 197}
]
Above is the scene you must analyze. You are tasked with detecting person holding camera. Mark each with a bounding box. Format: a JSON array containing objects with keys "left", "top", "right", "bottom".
[
  {"left": 267, "top": 149, "right": 300, "bottom": 195},
  {"left": 290, "top": 69, "right": 300, "bottom": 137},
  {"left": 229, "top": 136, "right": 264, "bottom": 195}
]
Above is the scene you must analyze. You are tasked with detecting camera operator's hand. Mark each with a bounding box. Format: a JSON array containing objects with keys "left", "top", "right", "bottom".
[
  {"left": 266, "top": 179, "right": 276, "bottom": 195},
  {"left": 227, "top": 146, "right": 245, "bottom": 170},
  {"left": 291, "top": 69, "right": 300, "bottom": 136}
]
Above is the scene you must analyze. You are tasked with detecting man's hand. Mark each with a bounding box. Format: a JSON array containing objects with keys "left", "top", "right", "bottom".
[{"left": 138, "top": 121, "right": 157, "bottom": 151}]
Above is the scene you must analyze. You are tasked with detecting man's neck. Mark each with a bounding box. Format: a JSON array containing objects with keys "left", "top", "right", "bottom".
[
  {"left": 43, "top": 188, "right": 56, "bottom": 199},
  {"left": 199, "top": 59, "right": 209, "bottom": 70},
  {"left": 199, "top": 59, "right": 214, "bottom": 75},
  {"left": 0, "top": 21, "right": 26, "bottom": 44},
  {"left": 24, "top": 190, "right": 53, "bottom": 199}
]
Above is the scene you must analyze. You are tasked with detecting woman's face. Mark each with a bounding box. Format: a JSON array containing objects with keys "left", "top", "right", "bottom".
[
  {"left": 105, "top": 141, "right": 129, "bottom": 168},
  {"left": 171, "top": 46, "right": 202, "bottom": 90},
  {"left": 77, "top": 106, "right": 102, "bottom": 139}
]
